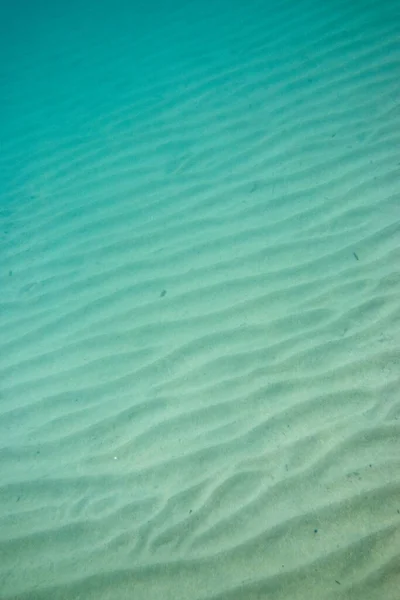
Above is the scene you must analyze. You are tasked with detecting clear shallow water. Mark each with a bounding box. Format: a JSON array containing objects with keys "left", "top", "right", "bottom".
[{"left": 1, "top": 1, "right": 399, "bottom": 599}]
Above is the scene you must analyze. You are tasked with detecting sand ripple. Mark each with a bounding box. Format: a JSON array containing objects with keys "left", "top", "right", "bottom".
[{"left": 1, "top": 0, "right": 399, "bottom": 598}]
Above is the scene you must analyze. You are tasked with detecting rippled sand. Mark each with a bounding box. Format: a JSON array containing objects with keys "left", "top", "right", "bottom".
[{"left": 1, "top": 1, "right": 400, "bottom": 599}]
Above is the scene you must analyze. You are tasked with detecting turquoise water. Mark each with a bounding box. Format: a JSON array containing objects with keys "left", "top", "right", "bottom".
[{"left": 1, "top": 1, "right": 399, "bottom": 599}]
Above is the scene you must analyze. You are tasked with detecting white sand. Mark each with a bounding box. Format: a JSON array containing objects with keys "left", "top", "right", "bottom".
[{"left": 1, "top": 1, "right": 400, "bottom": 599}]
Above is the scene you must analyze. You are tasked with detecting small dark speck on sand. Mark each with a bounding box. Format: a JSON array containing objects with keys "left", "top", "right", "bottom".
[{"left": 160, "top": 289, "right": 167, "bottom": 297}]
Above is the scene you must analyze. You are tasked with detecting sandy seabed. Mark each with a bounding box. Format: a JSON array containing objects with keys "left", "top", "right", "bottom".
[{"left": 1, "top": 1, "right": 400, "bottom": 599}]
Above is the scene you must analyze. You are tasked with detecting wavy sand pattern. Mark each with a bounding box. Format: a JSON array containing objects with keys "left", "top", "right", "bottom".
[{"left": 1, "top": 1, "right": 400, "bottom": 599}]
